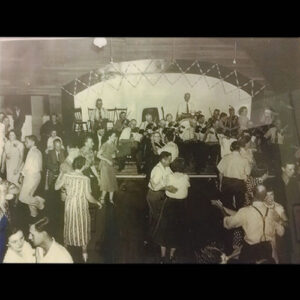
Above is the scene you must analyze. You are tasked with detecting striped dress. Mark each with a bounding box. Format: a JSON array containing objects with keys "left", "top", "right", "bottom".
[{"left": 60, "top": 172, "right": 92, "bottom": 247}]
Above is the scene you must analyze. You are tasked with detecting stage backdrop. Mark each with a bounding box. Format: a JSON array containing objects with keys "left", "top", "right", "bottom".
[{"left": 74, "top": 73, "right": 252, "bottom": 125}]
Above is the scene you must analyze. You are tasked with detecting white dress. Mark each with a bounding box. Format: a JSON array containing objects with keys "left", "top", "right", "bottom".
[{"left": 4, "top": 140, "right": 24, "bottom": 186}]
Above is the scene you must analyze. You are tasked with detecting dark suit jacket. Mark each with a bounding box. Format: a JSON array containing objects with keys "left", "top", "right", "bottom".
[
  {"left": 13, "top": 110, "right": 25, "bottom": 135},
  {"left": 46, "top": 149, "right": 66, "bottom": 187}
]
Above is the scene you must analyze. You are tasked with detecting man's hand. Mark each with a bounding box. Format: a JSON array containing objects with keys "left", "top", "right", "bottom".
[{"left": 165, "top": 185, "right": 178, "bottom": 193}]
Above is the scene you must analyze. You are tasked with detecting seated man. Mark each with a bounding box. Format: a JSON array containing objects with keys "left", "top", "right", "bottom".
[{"left": 140, "top": 113, "right": 157, "bottom": 131}]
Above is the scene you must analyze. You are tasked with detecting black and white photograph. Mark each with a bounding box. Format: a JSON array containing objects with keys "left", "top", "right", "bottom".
[{"left": 0, "top": 37, "right": 299, "bottom": 264}]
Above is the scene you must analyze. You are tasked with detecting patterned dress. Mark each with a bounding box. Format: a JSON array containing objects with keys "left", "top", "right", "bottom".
[{"left": 57, "top": 171, "right": 92, "bottom": 247}]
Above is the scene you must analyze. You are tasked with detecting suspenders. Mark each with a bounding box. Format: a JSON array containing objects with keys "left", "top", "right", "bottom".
[{"left": 251, "top": 205, "right": 269, "bottom": 242}]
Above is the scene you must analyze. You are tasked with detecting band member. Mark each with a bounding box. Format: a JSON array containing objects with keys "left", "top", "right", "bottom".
[
  {"left": 140, "top": 113, "right": 157, "bottom": 131},
  {"left": 93, "top": 98, "right": 108, "bottom": 131},
  {"left": 224, "top": 106, "right": 239, "bottom": 138},
  {"left": 176, "top": 93, "right": 196, "bottom": 120}
]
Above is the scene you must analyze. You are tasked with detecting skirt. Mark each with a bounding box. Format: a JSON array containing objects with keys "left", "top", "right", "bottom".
[
  {"left": 147, "top": 189, "right": 185, "bottom": 248},
  {"left": 99, "top": 160, "right": 118, "bottom": 192}
]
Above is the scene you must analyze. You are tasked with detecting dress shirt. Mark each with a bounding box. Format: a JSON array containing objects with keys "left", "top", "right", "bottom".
[
  {"left": 224, "top": 201, "right": 285, "bottom": 245},
  {"left": 217, "top": 151, "right": 251, "bottom": 181},
  {"left": 36, "top": 238, "right": 73, "bottom": 263},
  {"left": 148, "top": 162, "right": 173, "bottom": 191},
  {"left": 119, "top": 127, "right": 131, "bottom": 140},
  {"left": 94, "top": 107, "right": 107, "bottom": 121},
  {"left": 3, "top": 241, "right": 35, "bottom": 263},
  {"left": 157, "top": 142, "right": 179, "bottom": 163},
  {"left": 177, "top": 101, "right": 196, "bottom": 116},
  {"left": 22, "top": 146, "right": 42, "bottom": 176}
]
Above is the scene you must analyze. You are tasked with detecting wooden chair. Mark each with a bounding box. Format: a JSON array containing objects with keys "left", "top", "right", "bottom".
[{"left": 73, "top": 108, "right": 88, "bottom": 133}]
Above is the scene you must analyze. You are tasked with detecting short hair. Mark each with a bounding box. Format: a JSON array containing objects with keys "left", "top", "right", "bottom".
[
  {"left": 214, "top": 109, "right": 220, "bottom": 113},
  {"left": 238, "top": 106, "right": 247, "bottom": 115},
  {"left": 53, "top": 138, "right": 62, "bottom": 145},
  {"left": 165, "top": 131, "right": 174, "bottom": 142},
  {"left": 184, "top": 92, "right": 191, "bottom": 97},
  {"left": 238, "top": 135, "right": 251, "bottom": 148},
  {"left": 84, "top": 134, "right": 94, "bottom": 145},
  {"left": 119, "top": 111, "right": 126, "bottom": 118},
  {"left": 32, "top": 217, "right": 52, "bottom": 236},
  {"left": 159, "top": 151, "right": 172, "bottom": 161},
  {"left": 171, "top": 158, "right": 185, "bottom": 173},
  {"left": 220, "top": 112, "right": 227, "bottom": 119},
  {"left": 282, "top": 158, "right": 295, "bottom": 168},
  {"left": 166, "top": 113, "right": 173, "bottom": 119},
  {"left": 130, "top": 119, "right": 137, "bottom": 123},
  {"left": 72, "top": 156, "right": 86, "bottom": 170},
  {"left": 7, "top": 129, "right": 17, "bottom": 139},
  {"left": 5, "top": 225, "right": 23, "bottom": 245},
  {"left": 26, "top": 135, "right": 38, "bottom": 145},
  {"left": 96, "top": 98, "right": 102, "bottom": 104},
  {"left": 230, "top": 141, "right": 240, "bottom": 152},
  {"left": 196, "top": 245, "right": 224, "bottom": 264}
]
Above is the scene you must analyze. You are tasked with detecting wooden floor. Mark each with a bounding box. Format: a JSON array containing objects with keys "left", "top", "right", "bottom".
[{"left": 60, "top": 176, "right": 226, "bottom": 264}]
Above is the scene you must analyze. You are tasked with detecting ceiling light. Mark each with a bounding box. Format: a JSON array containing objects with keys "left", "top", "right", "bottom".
[{"left": 93, "top": 38, "right": 107, "bottom": 48}]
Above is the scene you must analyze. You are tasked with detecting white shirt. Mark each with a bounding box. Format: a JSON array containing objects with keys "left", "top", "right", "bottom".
[
  {"left": 157, "top": 142, "right": 179, "bottom": 163},
  {"left": 224, "top": 201, "right": 285, "bottom": 245},
  {"left": 119, "top": 127, "right": 131, "bottom": 140},
  {"left": 3, "top": 241, "right": 36, "bottom": 263},
  {"left": 177, "top": 101, "right": 196, "bottom": 116},
  {"left": 217, "top": 151, "right": 251, "bottom": 181},
  {"left": 205, "top": 128, "right": 218, "bottom": 143},
  {"left": 22, "top": 146, "right": 42, "bottom": 176},
  {"left": 148, "top": 162, "right": 173, "bottom": 191},
  {"left": 166, "top": 172, "right": 190, "bottom": 199},
  {"left": 36, "top": 239, "right": 73, "bottom": 263}
]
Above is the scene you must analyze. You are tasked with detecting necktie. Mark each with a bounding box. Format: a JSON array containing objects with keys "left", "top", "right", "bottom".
[
  {"left": 186, "top": 103, "right": 189, "bottom": 114},
  {"left": 56, "top": 152, "right": 60, "bottom": 162}
]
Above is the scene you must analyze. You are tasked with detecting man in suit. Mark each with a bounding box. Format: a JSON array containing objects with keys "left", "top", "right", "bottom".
[
  {"left": 12, "top": 105, "right": 25, "bottom": 140},
  {"left": 46, "top": 139, "right": 66, "bottom": 190}
]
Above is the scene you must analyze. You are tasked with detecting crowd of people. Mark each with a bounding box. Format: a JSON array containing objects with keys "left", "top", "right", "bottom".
[{"left": 0, "top": 93, "right": 299, "bottom": 264}]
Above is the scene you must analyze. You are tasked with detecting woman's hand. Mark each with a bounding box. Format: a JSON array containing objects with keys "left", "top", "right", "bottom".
[{"left": 165, "top": 185, "right": 178, "bottom": 193}]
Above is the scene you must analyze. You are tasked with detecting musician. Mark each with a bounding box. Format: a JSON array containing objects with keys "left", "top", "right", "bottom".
[
  {"left": 166, "top": 113, "right": 175, "bottom": 128},
  {"left": 176, "top": 93, "right": 196, "bottom": 120},
  {"left": 217, "top": 112, "right": 228, "bottom": 134},
  {"left": 224, "top": 106, "right": 240, "bottom": 138},
  {"left": 208, "top": 109, "right": 220, "bottom": 124},
  {"left": 140, "top": 113, "right": 157, "bottom": 131},
  {"left": 264, "top": 119, "right": 285, "bottom": 145},
  {"left": 93, "top": 98, "right": 108, "bottom": 130},
  {"left": 238, "top": 106, "right": 251, "bottom": 132},
  {"left": 113, "top": 111, "right": 129, "bottom": 135}
]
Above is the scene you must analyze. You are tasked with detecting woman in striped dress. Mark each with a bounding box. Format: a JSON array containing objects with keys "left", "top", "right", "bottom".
[{"left": 55, "top": 156, "right": 102, "bottom": 262}]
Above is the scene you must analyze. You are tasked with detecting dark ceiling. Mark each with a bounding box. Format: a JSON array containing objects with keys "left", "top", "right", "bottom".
[{"left": 0, "top": 37, "right": 299, "bottom": 96}]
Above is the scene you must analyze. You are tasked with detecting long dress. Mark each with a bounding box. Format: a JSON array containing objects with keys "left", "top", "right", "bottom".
[
  {"left": 57, "top": 171, "right": 92, "bottom": 247},
  {"left": 4, "top": 140, "right": 24, "bottom": 186},
  {"left": 99, "top": 142, "right": 118, "bottom": 192}
]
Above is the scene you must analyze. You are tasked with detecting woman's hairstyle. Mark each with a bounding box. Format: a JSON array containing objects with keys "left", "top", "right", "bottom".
[
  {"left": 25, "top": 135, "right": 38, "bottom": 145},
  {"left": 159, "top": 151, "right": 172, "bottom": 161},
  {"left": 5, "top": 225, "right": 23, "bottom": 245},
  {"left": 53, "top": 138, "right": 62, "bottom": 145},
  {"left": 230, "top": 141, "right": 240, "bottom": 152},
  {"left": 102, "top": 130, "right": 117, "bottom": 144},
  {"left": 72, "top": 156, "right": 86, "bottom": 170},
  {"left": 196, "top": 245, "right": 224, "bottom": 264},
  {"left": 32, "top": 217, "right": 52, "bottom": 235},
  {"left": 219, "top": 112, "right": 227, "bottom": 119},
  {"left": 238, "top": 135, "right": 251, "bottom": 148},
  {"left": 171, "top": 158, "right": 185, "bottom": 173},
  {"left": 238, "top": 106, "right": 247, "bottom": 115},
  {"left": 6, "top": 129, "right": 17, "bottom": 139}
]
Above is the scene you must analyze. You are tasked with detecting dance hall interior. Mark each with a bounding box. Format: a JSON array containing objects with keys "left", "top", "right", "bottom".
[{"left": 0, "top": 37, "right": 300, "bottom": 264}]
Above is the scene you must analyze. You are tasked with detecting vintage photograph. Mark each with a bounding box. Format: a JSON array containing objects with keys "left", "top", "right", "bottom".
[{"left": 0, "top": 37, "right": 299, "bottom": 264}]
